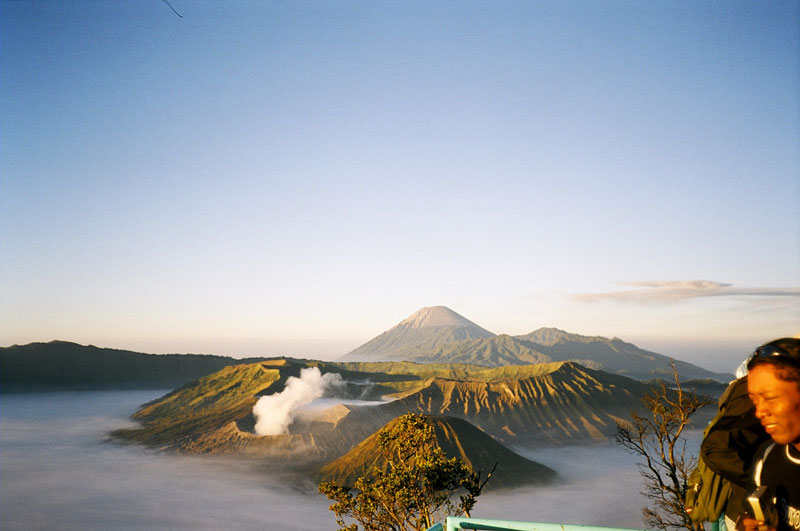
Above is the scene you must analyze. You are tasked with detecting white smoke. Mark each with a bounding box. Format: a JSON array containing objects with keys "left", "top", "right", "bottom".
[{"left": 252, "top": 367, "right": 343, "bottom": 436}]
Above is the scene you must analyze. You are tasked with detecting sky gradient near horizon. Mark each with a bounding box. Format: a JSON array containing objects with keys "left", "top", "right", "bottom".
[{"left": 2, "top": 0, "right": 799, "bottom": 372}]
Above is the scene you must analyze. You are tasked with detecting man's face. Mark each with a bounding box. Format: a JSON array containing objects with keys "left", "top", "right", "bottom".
[{"left": 748, "top": 364, "right": 800, "bottom": 448}]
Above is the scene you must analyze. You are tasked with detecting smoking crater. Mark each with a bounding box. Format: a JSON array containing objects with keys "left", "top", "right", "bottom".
[{"left": 252, "top": 367, "right": 342, "bottom": 436}]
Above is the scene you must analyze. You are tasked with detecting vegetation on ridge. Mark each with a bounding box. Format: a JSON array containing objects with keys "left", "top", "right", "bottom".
[
  {"left": 319, "top": 413, "right": 497, "bottom": 531},
  {"left": 111, "top": 357, "right": 713, "bottom": 454},
  {"left": 111, "top": 362, "right": 283, "bottom": 450},
  {"left": 318, "top": 414, "right": 555, "bottom": 488}
]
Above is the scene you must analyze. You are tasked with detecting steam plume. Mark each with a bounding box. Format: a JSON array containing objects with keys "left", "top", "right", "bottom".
[{"left": 253, "top": 367, "right": 342, "bottom": 436}]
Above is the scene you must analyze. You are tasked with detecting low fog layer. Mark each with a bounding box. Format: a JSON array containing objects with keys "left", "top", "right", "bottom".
[
  {"left": 0, "top": 392, "right": 334, "bottom": 530},
  {"left": 0, "top": 390, "right": 693, "bottom": 530},
  {"left": 482, "top": 445, "right": 645, "bottom": 528}
]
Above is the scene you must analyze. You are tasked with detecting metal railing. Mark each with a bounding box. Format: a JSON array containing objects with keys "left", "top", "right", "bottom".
[{"left": 425, "top": 517, "right": 648, "bottom": 531}]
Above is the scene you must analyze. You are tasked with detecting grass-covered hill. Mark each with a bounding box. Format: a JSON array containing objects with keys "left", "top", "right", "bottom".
[
  {"left": 317, "top": 414, "right": 556, "bottom": 488},
  {"left": 337, "top": 361, "right": 668, "bottom": 446},
  {"left": 111, "top": 358, "right": 493, "bottom": 453},
  {"left": 109, "top": 357, "right": 721, "bottom": 487},
  {"left": 111, "top": 358, "right": 709, "bottom": 460},
  {"left": 0, "top": 341, "right": 268, "bottom": 392},
  {"left": 116, "top": 361, "right": 285, "bottom": 451}
]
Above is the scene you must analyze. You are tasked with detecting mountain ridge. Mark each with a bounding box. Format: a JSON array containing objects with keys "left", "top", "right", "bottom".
[
  {"left": 112, "top": 358, "right": 700, "bottom": 453},
  {"left": 515, "top": 327, "right": 727, "bottom": 381},
  {"left": 2, "top": 304, "right": 733, "bottom": 392},
  {"left": 0, "top": 340, "right": 267, "bottom": 392},
  {"left": 354, "top": 361, "right": 655, "bottom": 445},
  {"left": 340, "top": 306, "right": 495, "bottom": 362},
  {"left": 316, "top": 414, "right": 556, "bottom": 488},
  {"left": 110, "top": 357, "right": 720, "bottom": 488},
  {"left": 341, "top": 308, "right": 732, "bottom": 381}
]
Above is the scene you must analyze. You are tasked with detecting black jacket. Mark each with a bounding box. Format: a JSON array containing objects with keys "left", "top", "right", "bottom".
[{"left": 700, "top": 376, "right": 770, "bottom": 520}]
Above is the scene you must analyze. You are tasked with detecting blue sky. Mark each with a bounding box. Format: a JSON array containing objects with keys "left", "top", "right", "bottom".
[{"left": 2, "top": 0, "right": 798, "bottom": 372}]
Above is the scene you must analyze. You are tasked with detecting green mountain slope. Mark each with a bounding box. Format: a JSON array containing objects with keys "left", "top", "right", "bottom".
[
  {"left": 339, "top": 307, "right": 731, "bottom": 382},
  {"left": 317, "top": 415, "right": 556, "bottom": 488},
  {"left": 340, "top": 306, "right": 495, "bottom": 361},
  {"left": 111, "top": 361, "right": 285, "bottom": 450},
  {"left": 516, "top": 328, "right": 731, "bottom": 381},
  {"left": 344, "top": 361, "right": 659, "bottom": 445},
  {"left": 400, "top": 334, "right": 552, "bottom": 366},
  {"left": 112, "top": 357, "right": 716, "bottom": 464}
]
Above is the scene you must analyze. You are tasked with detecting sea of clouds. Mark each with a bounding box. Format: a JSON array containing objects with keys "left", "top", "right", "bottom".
[{"left": 0, "top": 389, "right": 698, "bottom": 530}]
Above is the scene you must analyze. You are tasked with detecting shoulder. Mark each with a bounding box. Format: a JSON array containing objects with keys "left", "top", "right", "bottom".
[
  {"left": 722, "top": 376, "right": 748, "bottom": 403},
  {"left": 720, "top": 377, "right": 753, "bottom": 414}
]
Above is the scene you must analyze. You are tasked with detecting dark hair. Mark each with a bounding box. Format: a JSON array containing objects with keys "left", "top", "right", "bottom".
[{"left": 747, "top": 338, "right": 800, "bottom": 384}]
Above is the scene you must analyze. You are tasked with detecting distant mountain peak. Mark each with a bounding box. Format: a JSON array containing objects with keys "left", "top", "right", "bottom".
[
  {"left": 399, "top": 306, "right": 483, "bottom": 329},
  {"left": 520, "top": 327, "right": 597, "bottom": 345},
  {"left": 339, "top": 306, "right": 495, "bottom": 362}
]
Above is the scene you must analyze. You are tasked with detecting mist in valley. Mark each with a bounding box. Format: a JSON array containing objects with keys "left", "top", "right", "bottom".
[{"left": 0, "top": 390, "right": 688, "bottom": 530}]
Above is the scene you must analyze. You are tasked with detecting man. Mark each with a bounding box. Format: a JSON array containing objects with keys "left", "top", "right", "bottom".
[{"left": 739, "top": 338, "right": 800, "bottom": 531}]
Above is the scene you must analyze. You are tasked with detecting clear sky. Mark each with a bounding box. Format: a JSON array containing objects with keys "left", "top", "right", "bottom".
[{"left": 2, "top": 0, "right": 798, "bottom": 373}]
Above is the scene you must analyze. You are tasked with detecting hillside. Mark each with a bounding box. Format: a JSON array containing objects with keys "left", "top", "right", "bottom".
[
  {"left": 112, "top": 358, "right": 701, "bottom": 458},
  {"left": 3, "top": 307, "right": 732, "bottom": 392},
  {"left": 340, "top": 361, "right": 664, "bottom": 445},
  {"left": 399, "top": 334, "right": 553, "bottom": 366},
  {"left": 112, "top": 359, "right": 566, "bottom": 487},
  {"left": 340, "top": 307, "right": 731, "bottom": 382},
  {"left": 0, "top": 341, "right": 264, "bottom": 392},
  {"left": 515, "top": 328, "right": 731, "bottom": 381},
  {"left": 317, "top": 415, "right": 556, "bottom": 488},
  {"left": 340, "top": 306, "right": 495, "bottom": 362},
  {"left": 109, "top": 361, "right": 285, "bottom": 451}
]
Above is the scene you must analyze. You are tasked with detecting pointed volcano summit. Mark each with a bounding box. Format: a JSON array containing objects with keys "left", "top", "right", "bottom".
[
  {"left": 398, "top": 305, "right": 485, "bottom": 329},
  {"left": 340, "top": 306, "right": 495, "bottom": 362}
]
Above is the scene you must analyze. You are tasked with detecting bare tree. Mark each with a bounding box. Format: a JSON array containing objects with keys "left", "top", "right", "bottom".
[{"left": 616, "top": 363, "right": 711, "bottom": 531}]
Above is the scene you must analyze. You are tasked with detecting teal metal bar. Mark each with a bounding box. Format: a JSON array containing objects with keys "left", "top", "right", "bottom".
[{"left": 422, "top": 517, "right": 647, "bottom": 531}]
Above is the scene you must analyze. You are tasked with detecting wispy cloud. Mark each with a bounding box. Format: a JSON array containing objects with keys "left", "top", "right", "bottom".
[{"left": 573, "top": 280, "right": 800, "bottom": 304}]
